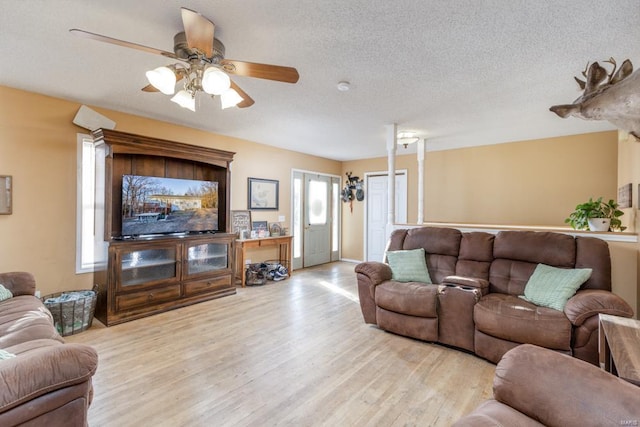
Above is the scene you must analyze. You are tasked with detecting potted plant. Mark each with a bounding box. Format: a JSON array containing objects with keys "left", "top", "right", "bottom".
[{"left": 565, "top": 197, "right": 626, "bottom": 232}]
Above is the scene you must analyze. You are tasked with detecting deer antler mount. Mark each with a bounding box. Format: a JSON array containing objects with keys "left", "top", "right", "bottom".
[{"left": 550, "top": 57, "right": 640, "bottom": 139}]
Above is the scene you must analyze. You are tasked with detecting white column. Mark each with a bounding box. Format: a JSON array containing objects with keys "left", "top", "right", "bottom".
[
  {"left": 385, "top": 124, "right": 397, "bottom": 228},
  {"left": 417, "top": 138, "right": 425, "bottom": 224}
]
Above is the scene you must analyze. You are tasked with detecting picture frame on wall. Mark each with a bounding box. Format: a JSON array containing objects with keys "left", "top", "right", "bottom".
[
  {"left": 230, "top": 210, "right": 252, "bottom": 239},
  {"left": 248, "top": 177, "right": 279, "bottom": 210},
  {"left": 0, "top": 175, "right": 12, "bottom": 215}
]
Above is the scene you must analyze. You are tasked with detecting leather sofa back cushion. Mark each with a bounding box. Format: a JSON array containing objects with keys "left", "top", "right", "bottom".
[
  {"left": 494, "top": 231, "right": 576, "bottom": 267},
  {"left": 456, "top": 232, "right": 494, "bottom": 280},
  {"left": 490, "top": 259, "right": 537, "bottom": 295},
  {"left": 575, "top": 237, "right": 611, "bottom": 291},
  {"left": 491, "top": 231, "right": 577, "bottom": 295},
  {"left": 402, "top": 227, "right": 462, "bottom": 256},
  {"left": 387, "top": 227, "right": 462, "bottom": 283}
]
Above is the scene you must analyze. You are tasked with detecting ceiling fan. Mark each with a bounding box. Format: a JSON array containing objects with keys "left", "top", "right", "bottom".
[{"left": 70, "top": 7, "right": 299, "bottom": 111}]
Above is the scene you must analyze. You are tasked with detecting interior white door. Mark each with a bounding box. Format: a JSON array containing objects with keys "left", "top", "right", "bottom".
[
  {"left": 366, "top": 172, "right": 407, "bottom": 262},
  {"left": 303, "top": 174, "right": 331, "bottom": 267}
]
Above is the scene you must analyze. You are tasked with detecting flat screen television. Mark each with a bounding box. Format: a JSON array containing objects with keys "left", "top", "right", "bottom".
[{"left": 121, "top": 174, "right": 219, "bottom": 237}]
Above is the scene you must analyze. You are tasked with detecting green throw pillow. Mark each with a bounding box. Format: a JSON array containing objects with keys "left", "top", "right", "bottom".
[
  {"left": 0, "top": 349, "right": 16, "bottom": 360},
  {"left": 386, "top": 248, "right": 432, "bottom": 283},
  {"left": 0, "top": 284, "right": 12, "bottom": 302},
  {"left": 521, "top": 264, "right": 592, "bottom": 311}
]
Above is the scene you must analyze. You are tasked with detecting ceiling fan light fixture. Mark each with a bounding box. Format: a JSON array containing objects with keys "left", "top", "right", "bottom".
[
  {"left": 397, "top": 131, "right": 420, "bottom": 148},
  {"left": 202, "top": 67, "right": 231, "bottom": 95},
  {"left": 145, "top": 66, "right": 176, "bottom": 95},
  {"left": 170, "top": 89, "right": 196, "bottom": 111},
  {"left": 220, "top": 88, "right": 243, "bottom": 109}
]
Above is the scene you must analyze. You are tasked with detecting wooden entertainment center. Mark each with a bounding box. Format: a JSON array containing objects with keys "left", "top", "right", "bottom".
[{"left": 91, "top": 129, "right": 237, "bottom": 326}]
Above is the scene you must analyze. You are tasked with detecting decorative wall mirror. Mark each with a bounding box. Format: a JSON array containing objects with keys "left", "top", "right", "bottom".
[{"left": 0, "top": 175, "right": 12, "bottom": 215}]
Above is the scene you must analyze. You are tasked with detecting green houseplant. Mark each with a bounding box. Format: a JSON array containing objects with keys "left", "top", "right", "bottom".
[{"left": 565, "top": 197, "right": 625, "bottom": 231}]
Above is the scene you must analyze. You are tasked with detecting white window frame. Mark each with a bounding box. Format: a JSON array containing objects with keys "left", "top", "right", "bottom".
[{"left": 76, "top": 134, "right": 98, "bottom": 273}]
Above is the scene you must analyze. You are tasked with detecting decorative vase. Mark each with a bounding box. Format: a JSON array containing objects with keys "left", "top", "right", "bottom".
[{"left": 588, "top": 218, "right": 611, "bottom": 232}]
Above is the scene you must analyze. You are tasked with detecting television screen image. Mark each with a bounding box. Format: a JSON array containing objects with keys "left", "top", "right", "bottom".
[{"left": 121, "top": 175, "right": 219, "bottom": 237}]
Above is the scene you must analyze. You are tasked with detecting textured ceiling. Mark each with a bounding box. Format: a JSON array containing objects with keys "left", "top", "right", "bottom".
[{"left": 2, "top": 1, "right": 639, "bottom": 160}]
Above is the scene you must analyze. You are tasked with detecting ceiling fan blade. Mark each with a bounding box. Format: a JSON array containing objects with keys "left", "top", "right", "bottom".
[
  {"left": 70, "top": 29, "right": 177, "bottom": 59},
  {"left": 230, "top": 81, "right": 255, "bottom": 108},
  {"left": 221, "top": 60, "right": 299, "bottom": 83},
  {"left": 181, "top": 8, "right": 214, "bottom": 57}
]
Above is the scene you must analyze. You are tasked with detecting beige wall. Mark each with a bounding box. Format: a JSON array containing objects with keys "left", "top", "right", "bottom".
[
  {"left": 341, "top": 131, "right": 638, "bottom": 316},
  {"left": 617, "top": 132, "right": 640, "bottom": 314},
  {"left": 342, "top": 131, "right": 618, "bottom": 261},
  {"left": 1, "top": 84, "right": 636, "bottom": 315},
  {"left": 0, "top": 86, "right": 340, "bottom": 295}
]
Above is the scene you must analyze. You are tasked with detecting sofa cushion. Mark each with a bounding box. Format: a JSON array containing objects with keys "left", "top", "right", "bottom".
[
  {"left": 492, "top": 344, "right": 640, "bottom": 427},
  {"left": 0, "top": 285, "right": 12, "bottom": 301},
  {"left": 386, "top": 248, "right": 432, "bottom": 283},
  {"left": 0, "top": 296, "right": 63, "bottom": 348},
  {"left": 474, "top": 293, "right": 572, "bottom": 350},
  {"left": 375, "top": 281, "right": 438, "bottom": 318},
  {"left": 392, "top": 227, "right": 462, "bottom": 283},
  {"left": 451, "top": 399, "right": 544, "bottom": 427},
  {"left": 521, "top": 264, "right": 592, "bottom": 311},
  {"left": 493, "top": 231, "right": 576, "bottom": 267},
  {"left": 575, "top": 236, "right": 612, "bottom": 291},
  {"left": 489, "top": 259, "right": 537, "bottom": 295},
  {"left": 455, "top": 232, "right": 494, "bottom": 281}
]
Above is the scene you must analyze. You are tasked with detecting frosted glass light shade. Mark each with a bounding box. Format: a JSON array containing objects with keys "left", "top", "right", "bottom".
[
  {"left": 202, "top": 67, "right": 231, "bottom": 95},
  {"left": 170, "top": 90, "right": 196, "bottom": 111},
  {"left": 220, "top": 88, "right": 243, "bottom": 109},
  {"left": 145, "top": 66, "right": 176, "bottom": 95}
]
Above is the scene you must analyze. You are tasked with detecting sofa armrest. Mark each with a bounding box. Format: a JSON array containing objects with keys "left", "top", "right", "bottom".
[
  {"left": 442, "top": 275, "right": 489, "bottom": 295},
  {"left": 0, "top": 344, "right": 98, "bottom": 413},
  {"left": 564, "top": 289, "right": 634, "bottom": 326},
  {"left": 0, "top": 271, "right": 36, "bottom": 297},
  {"left": 492, "top": 344, "right": 640, "bottom": 427},
  {"left": 0, "top": 272, "right": 36, "bottom": 296},
  {"left": 354, "top": 262, "right": 392, "bottom": 287}
]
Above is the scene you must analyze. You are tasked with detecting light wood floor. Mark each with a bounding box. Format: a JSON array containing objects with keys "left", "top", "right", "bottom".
[{"left": 67, "top": 262, "right": 495, "bottom": 427}]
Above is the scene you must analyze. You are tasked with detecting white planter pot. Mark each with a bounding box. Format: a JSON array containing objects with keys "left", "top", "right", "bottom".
[{"left": 588, "top": 218, "right": 611, "bottom": 232}]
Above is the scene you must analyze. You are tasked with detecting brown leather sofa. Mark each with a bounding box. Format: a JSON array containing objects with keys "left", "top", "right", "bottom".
[
  {"left": 355, "top": 227, "right": 634, "bottom": 365},
  {"left": 453, "top": 344, "right": 640, "bottom": 426},
  {"left": 0, "top": 272, "right": 98, "bottom": 426}
]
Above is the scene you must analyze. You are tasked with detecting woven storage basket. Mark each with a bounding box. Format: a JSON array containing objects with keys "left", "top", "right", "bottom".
[
  {"left": 245, "top": 263, "right": 268, "bottom": 286},
  {"left": 42, "top": 290, "right": 96, "bottom": 336}
]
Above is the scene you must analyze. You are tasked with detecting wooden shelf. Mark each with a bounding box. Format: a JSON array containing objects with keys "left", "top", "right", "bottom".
[{"left": 91, "top": 129, "right": 237, "bottom": 326}]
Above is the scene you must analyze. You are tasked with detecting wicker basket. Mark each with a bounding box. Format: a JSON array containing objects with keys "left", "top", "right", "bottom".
[
  {"left": 245, "top": 263, "right": 268, "bottom": 286},
  {"left": 42, "top": 290, "right": 96, "bottom": 336}
]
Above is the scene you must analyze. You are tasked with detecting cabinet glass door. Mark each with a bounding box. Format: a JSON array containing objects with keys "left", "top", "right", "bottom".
[
  {"left": 120, "top": 247, "right": 177, "bottom": 287},
  {"left": 186, "top": 242, "right": 228, "bottom": 276}
]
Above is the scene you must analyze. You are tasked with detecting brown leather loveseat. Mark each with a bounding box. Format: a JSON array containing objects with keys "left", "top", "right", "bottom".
[
  {"left": 355, "top": 227, "right": 634, "bottom": 365},
  {"left": 0, "top": 272, "right": 98, "bottom": 426}
]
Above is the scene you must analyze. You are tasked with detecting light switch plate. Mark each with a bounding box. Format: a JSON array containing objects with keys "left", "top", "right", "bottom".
[{"left": 278, "top": 215, "right": 285, "bottom": 222}]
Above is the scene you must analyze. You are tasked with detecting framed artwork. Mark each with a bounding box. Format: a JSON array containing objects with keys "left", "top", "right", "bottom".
[
  {"left": 248, "top": 177, "right": 279, "bottom": 210},
  {"left": 269, "top": 223, "right": 282, "bottom": 236},
  {"left": 0, "top": 175, "right": 12, "bottom": 215},
  {"left": 618, "top": 183, "right": 632, "bottom": 209},
  {"left": 252, "top": 220, "right": 269, "bottom": 238},
  {"left": 230, "top": 210, "right": 252, "bottom": 238}
]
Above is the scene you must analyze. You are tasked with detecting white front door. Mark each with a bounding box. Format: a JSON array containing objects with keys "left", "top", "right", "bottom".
[
  {"left": 303, "top": 174, "right": 331, "bottom": 267},
  {"left": 365, "top": 172, "right": 407, "bottom": 262}
]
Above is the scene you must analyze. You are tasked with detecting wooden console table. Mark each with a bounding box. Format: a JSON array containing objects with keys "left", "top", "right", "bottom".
[
  {"left": 599, "top": 313, "right": 640, "bottom": 386},
  {"left": 235, "top": 236, "right": 293, "bottom": 287}
]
